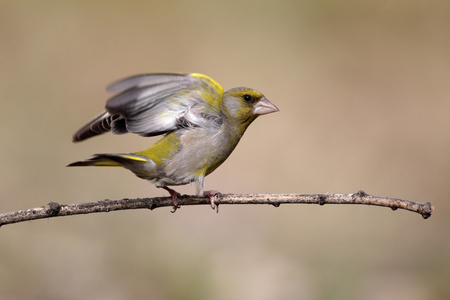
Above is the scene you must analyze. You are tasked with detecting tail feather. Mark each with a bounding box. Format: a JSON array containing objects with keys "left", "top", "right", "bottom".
[
  {"left": 67, "top": 155, "right": 121, "bottom": 167},
  {"left": 68, "top": 153, "right": 155, "bottom": 180},
  {"left": 67, "top": 153, "right": 149, "bottom": 168}
]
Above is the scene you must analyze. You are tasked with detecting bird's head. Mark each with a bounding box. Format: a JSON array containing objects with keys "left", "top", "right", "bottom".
[{"left": 222, "top": 87, "right": 279, "bottom": 130}]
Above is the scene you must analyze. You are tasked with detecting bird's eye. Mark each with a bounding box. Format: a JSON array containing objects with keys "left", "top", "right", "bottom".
[{"left": 243, "top": 94, "right": 252, "bottom": 102}]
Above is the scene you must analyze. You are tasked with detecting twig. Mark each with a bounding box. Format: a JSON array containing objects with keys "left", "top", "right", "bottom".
[{"left": 0, "top": 190, "right": 433, "bottom": 227}]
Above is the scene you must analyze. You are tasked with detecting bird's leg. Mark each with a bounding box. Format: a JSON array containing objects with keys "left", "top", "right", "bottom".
[
  {"left": 195, "top": 176, "right": 219, "bottom": 212},
  {"left": 203, "top": 190, "right": 219, "bottom": 212},
  {"left": 162, "top": 186, "right": 181, "bottom": 213}
]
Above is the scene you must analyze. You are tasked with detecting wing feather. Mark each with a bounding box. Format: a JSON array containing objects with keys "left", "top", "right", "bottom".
[
  {"left": 106, "top": 73, "right": 188, "bottom": 93},
  {"left": 72, "top": 73, "right": 224, "bottom": 142}
]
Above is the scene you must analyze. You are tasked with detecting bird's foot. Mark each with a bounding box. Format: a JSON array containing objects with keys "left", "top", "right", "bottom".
[
  {"left": 162, "top": 187, "right": 181, "bottom": 213},
  {"left": 204, "top": 190, "right": 219, "bottom": 213}
]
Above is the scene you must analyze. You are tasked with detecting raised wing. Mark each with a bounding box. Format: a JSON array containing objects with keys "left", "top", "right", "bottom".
[{"left": 72, "top": 73, "right": 224, "bottom": 142}]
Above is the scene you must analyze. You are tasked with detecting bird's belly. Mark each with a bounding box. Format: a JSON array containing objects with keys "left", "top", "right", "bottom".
[
  {"left": 164, "top": 134, "right": 235, "bottom": 182},
  {"left": 141, "top": 127, "right": 237, "bottom": 188}
]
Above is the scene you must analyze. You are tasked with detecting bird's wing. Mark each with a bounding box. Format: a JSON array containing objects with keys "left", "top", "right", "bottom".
[{"left": 72, "top": 73, "right": 224, "bottom": 142}]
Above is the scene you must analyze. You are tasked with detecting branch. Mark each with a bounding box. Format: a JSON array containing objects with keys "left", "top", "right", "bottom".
[{"left": 0, "top": 190, "right": 433, "bottom": 227}]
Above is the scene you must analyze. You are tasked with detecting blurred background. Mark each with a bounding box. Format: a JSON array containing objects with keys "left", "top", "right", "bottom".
[{"left": 1, "top": 1, "right": 449, "bottom": 299}]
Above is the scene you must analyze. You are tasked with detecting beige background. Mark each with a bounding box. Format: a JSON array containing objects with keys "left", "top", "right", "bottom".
[{"left": 1, "top": 1, "right": 449, "bottom": 299}]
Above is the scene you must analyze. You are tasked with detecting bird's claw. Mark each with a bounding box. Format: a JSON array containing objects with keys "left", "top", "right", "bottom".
[
  {"left": 162, "top": 187, "right": 181, "bottom": 213},
  {"left": 170, "top": 203, "right": 181, "bottom": 213},
  {"left": 204, "top": 190, "right": 219, "bottom": 213},
  {"left": 163, "top": 187, "right": 220, "bottom": 213}
]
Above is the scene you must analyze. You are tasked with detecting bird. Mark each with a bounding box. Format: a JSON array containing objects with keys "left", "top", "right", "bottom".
[{"left": 68, "top": 72, "right": 279, "bottom": 211}]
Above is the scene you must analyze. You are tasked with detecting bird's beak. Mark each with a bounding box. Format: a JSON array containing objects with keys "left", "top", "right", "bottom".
[{"left": 254, "top": 98, "right": 279, "bottom": 115}]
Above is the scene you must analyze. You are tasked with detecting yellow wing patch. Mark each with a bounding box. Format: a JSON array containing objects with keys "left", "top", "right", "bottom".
[
  {"left": 190, "top": 73, "right": 224, "bottom": 109},
  {"left": 190, "top": 73, "right": 224, "bottom": 95}
]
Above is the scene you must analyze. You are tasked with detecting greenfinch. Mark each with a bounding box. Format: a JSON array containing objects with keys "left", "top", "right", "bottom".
[{"left": 68, "top": 73, "right": 278, "bottom": 211}]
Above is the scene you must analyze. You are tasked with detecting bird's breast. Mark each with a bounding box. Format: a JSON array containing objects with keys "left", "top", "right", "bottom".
[{"left": 163, "top": 125, "right": 241, "bottom": 180}]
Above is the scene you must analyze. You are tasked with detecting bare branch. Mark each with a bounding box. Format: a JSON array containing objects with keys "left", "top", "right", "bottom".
[{"left": 0, "top": 190, "right": 434, "bottom": 227}]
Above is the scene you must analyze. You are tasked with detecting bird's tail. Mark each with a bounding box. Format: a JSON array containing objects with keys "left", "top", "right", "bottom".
[{"left": 67, "top": 153, "right": 148, "bottom": 168}]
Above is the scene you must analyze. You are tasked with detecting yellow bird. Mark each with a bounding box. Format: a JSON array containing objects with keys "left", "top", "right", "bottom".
[{"left": 68, "top": 73, "right": 278, "bottom": 211}]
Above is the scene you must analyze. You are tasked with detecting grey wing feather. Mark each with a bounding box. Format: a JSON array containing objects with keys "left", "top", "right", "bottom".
[
  {"left": 72, "top": 73, "right": 223, "bottom": 142},
  {"left": 72, "top": 112, "right": 126, "bottom": 142},
  {"left": 105, "top": 75, "right": 195, "bottom": 136},
  {"left": 106, "top": 80, "right": 191, "bottom": 114},
  {"left": 106, "top": 73, "right": 188, "bottom": 93}
]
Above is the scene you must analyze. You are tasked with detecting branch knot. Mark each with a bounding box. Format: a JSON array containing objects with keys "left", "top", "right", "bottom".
[{"left": 45, "top": 202, "right": 61, "bottom": 216}]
